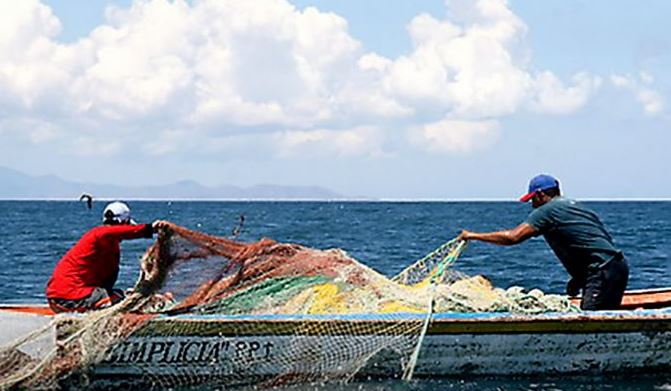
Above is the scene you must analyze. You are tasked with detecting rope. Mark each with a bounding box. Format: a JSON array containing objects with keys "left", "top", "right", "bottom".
[
  {"left": 402, "top": 286, "right": 434, "bottom": 381},
  {"left": 428, "top": 240, "right": 467, "bottom": 283},
  {"left": 392, "top": 238, "right": 467, "bottom": 285},
  {"left": 398, "top": 237, "right": 468, "bottom": 381}
]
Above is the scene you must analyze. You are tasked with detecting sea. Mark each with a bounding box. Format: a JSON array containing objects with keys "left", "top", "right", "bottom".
[{"left": 1, "top": 200, "right": 670, "bottom": 390}]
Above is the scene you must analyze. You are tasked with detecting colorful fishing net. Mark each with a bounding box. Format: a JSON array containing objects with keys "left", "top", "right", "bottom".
[{"left": 0, "top": 222, "right": 576, "bottom": 389}]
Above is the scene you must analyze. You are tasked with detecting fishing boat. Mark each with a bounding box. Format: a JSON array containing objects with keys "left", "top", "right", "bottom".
[{"left": 3, "top": 287, "right": 671, "bottom": 384}]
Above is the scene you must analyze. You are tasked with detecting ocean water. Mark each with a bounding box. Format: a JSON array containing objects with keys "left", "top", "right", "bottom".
[{"left": 1, "top": 200, "right": 671, "bottom": 390}]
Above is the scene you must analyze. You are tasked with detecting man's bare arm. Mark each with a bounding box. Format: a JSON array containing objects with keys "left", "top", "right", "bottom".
[{"left": 459, "top": 223, "right": 538, "bottom": 246}]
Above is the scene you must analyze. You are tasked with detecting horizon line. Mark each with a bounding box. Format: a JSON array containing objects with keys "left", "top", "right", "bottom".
[{"left": 2, "top": 197, "right": 671, "bottom": 202}]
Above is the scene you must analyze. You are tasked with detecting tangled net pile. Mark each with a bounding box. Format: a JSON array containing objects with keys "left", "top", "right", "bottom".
[{"left": 0, "top": 223, "right": 576, "bottom": 389}]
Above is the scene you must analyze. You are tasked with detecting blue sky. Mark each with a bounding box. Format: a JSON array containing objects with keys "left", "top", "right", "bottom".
[{"left": 1, "top": 0, "right": 669, "bottom": 199}]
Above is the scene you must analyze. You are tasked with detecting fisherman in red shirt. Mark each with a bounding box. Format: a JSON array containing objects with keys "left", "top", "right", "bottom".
[{"left": 46, "top": 201, "right": 168, "bottom": 313}]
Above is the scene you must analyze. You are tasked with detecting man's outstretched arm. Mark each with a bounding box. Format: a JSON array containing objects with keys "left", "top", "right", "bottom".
[{"left": 459, "top": 223, "right": 538, "bottom": 246}]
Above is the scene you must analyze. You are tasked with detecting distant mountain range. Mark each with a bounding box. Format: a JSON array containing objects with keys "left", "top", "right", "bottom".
[{"left": 0, "top": 166, "right": 345, "bottom": 200}]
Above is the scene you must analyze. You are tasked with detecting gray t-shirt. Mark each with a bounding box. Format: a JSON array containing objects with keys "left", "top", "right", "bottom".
[{"left": 525, "top": 197, "right": 622, "bottom": 282}]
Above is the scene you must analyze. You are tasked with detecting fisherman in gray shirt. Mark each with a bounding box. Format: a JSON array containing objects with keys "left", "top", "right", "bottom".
[{"left": 459, "top": 174, "right": 629, "bottom": 310}]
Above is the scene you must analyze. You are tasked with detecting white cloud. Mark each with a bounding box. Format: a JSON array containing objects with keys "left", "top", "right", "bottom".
[
  {"left": 410, "top": 119, "right": 500, "bottom": 154},
  {"left": 610, "top": 73, "right": 665, "bottom": 116},
  {"left": 0, "top": 0, "right": 612, "bottom": 162},
  {"left": 143, "top": 128, "right": 190, "bottom": 156},
  {"left": 29, "top": 121, "right": 60, "bottom": 143},
  {"left": 273, "top": 126, "right": 386, "bottom": 158},
  {"left": 358, "top": 53, "right": 391, "bottom": 72},
  {"left": 638, "top": 90, "right": 664, "bottom": 115},
  {"left": 379, "top": 0, "right": 602, "bottom": 123},
  {"left": 0, "top": 1, "right": 61, "bottom": 58},
  {"left": 0, "top": 117, "right": 63, "bottom": 144},
  {"left": 531, "top": 72, "right": 602, "bottom": 114},
  {"left": 0, "top": 0, "right": 77, "bottom": 111},
  {"left": 639, "top": 71, "right": 654, "bottom": 85},
  {"left": 71, "top": 137, "right": 122, "bottom": 157}
]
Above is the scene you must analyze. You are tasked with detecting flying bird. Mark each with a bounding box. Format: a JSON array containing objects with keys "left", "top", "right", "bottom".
[{"left": 79, "top": 193, "right": 93, "bottom": 210}]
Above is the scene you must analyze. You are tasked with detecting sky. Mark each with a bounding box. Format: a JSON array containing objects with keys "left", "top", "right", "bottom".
[{"left": 0, "top": 0, "right": 669, "bottom": 199}]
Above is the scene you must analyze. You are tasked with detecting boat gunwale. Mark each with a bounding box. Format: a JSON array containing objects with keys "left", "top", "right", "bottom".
[
  {"left": 112, "top": 309, "right": 671, "bottom": 337},
  {"left": 5, "top": 306, "right": 671, "bottom": 322},
  {"left": 153, "top": 308, "right": 671, "bottom": 322}
]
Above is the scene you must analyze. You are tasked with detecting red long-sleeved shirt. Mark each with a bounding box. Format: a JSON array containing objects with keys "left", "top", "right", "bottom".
[{"left": 46, "top": 224, "right": 153, "bottom": 300}]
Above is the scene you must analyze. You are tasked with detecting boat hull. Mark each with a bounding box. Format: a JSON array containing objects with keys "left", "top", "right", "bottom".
[
  {"left": 3, "top": 291, "right": 671, "bottom": 384},
  {"left": 89, "top": 310, "right": 671, "bottom": 380}
]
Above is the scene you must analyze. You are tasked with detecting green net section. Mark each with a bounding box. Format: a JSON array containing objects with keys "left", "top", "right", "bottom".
[{"left": 0, "top": 223, "right": 577, "bottom": 390}]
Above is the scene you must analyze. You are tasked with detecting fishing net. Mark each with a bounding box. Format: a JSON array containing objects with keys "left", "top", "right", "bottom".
[{"left": 0, "top": 222, "right": 577, "bottom": 390}]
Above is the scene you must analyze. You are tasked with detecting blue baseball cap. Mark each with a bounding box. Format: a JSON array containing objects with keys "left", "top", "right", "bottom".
[{"left": 519, "top": 174, "right": 560, "bottom": 202}]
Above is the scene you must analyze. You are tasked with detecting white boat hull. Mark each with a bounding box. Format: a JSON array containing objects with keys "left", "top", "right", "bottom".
[
  {"left": 4, "top": 306, "right": 671, "bottom": 384},
  {"left": 90, "top": 310, "right": 671, "bottom": 379}
]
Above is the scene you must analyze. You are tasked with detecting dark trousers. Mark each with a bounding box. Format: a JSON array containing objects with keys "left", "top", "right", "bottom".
[
  {"left": 48, "top": 287, "right": 125, "bottom": 313},
  {"left": 581, "top": 256, "right": 629, "bottom": 310}
]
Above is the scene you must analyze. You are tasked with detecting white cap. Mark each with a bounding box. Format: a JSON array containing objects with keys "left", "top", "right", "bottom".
[{"left": 102, "top": 201, "right": 137, "bottom": 225}]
